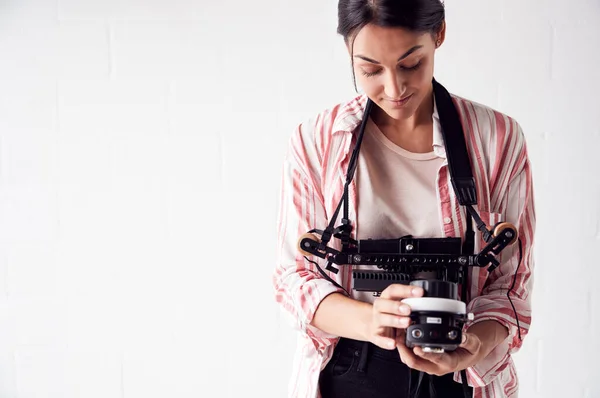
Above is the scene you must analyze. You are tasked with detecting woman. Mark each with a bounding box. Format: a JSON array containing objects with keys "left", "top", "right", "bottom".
[{"left": 273, "top": 1, "right": 535, "bottom": 397}]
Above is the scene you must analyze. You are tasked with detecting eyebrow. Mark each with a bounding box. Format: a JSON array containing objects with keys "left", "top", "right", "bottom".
[{"left": 354, "top": 45, "right": 423, "bottom": 64}]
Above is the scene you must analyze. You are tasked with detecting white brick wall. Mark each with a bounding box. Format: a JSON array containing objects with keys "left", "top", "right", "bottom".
[{"left": 0, "top": 0, "right": 598, "bottom": 397}]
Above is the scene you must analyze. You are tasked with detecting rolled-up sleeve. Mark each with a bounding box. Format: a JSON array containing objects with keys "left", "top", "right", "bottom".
[
  {"left": 273, "top": 122, "right": 346, "bottom": 353},
  {"left": 461, "top": 123, "right": 536, "bottom": 387}
]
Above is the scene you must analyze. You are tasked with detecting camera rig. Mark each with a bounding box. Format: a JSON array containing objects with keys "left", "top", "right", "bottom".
[{"left": 298, "top": 223, "right": 517, "bottom": 294}]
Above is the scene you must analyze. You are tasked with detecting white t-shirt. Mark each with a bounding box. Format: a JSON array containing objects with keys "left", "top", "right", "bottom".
[{"left": 352, "top": 114, "right": 445, "bottom": 304}]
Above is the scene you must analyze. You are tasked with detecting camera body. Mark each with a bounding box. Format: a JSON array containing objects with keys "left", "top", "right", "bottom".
[{"left": 402, "top": 280, "right": 471, "bottom": 353}]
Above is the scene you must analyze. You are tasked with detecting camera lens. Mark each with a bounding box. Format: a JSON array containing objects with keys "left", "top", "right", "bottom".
[
  {"left": 411, "top": 329, "right": 423, "bottom": 339},
  {"left": 448, "top": 330, "right": 458, "bottom": 340}
]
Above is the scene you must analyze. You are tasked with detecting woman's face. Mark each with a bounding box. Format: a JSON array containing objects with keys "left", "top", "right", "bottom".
[{"left": 349, "top": 23, "right": 444, "bottom": 122}]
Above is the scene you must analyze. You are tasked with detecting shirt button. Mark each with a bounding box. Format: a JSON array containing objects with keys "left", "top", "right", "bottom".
[{"left": 443, "top": 217, "right": 452, "bottom": 224}]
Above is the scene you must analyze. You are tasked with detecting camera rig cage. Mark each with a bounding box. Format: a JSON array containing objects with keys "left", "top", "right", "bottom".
[{"left": 295, "top": 79, "right": 522, "bottom": 398}]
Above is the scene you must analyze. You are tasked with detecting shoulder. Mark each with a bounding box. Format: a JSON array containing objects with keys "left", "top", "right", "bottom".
[
  {"left": 293, "top": 94, "right": 367, "bottom": 140},
  {"left": 287, "top": 94, "right": 367, "bottom": 164},
  {"left": 450, "top": 93, "right": 526, "bottom": 151},
  {"left": 450, "top": 93, "right": 530, "bottom": 185}
]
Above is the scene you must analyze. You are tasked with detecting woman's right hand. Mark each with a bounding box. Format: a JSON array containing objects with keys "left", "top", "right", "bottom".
[{"left": 367, "top": 284, "right": 424, "bottom": 350}]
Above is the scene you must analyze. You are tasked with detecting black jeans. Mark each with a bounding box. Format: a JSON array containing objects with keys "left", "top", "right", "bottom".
[{"left": 319, "top": 338, "right": 473, "bottom": 398}]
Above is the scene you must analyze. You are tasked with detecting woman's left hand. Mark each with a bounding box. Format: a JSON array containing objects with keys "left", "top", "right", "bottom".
[{"left": 395, "top": 331, "right": 484, "bottom": 376}]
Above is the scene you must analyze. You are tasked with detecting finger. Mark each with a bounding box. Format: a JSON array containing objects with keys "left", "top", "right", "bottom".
[
  {"left": 373, "top": 334, "right": 397, "bottom": 350},
  {"left": 376, "top": 313, "right": 411, "bottom": 329},
  {"left": 394, "top": 332, "right": 418, "bottom": 362},
  {"left": 412, "top": 347, "right": 452, "bottom": 376},
  {"left": 413, "top": 346, "right": 450, "bottom": 366},
  {"left": 373, "top": 298, "right": 412, "bottom": 317},
  {"left": 396, "top": 338, "right": 414, "bottom": 360},
  {"left": 458, "top": 332, "right": 482, "bottom": 356},
  {"left": 381, "top": 327, "right": 397, "bottom": 340},
  {"left": 380, "top": 284, "right": 424, "bottom": 300},
  {"left": 396, "top": 342, "right": 439, "bottom": 374}
]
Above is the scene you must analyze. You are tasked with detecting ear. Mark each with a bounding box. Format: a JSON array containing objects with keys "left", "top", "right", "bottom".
[{"left": 436, "top": 21, "right": 447, "bottom": 47}]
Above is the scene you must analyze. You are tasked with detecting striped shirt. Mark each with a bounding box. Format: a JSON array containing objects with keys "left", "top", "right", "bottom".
[{"left": 273, "top": 91, "right": 536, "bottom": 398}]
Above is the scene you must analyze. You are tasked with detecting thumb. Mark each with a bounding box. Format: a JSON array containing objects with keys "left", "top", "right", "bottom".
[
  {"left": 395, "top": 329, "right": 406, "bottom": 344},
  {"left": 459, "top": 332, "right": 481, "bottom": 355}
]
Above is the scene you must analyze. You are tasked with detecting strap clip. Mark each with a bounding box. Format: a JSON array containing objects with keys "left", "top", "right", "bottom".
[{"left": 452, "top": 177, "right": 477, "bottom": 206}]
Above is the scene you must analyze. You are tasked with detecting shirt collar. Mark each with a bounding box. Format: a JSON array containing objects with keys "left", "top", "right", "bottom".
[
  {"left": 431, "top": 92, "right": 447, "bottom": 159},
  {"left": 331, "top": 94, "right": 369, "bottom": 135},
  {"left": 332, "top": 93, "right": 447, "bottom": 159}
]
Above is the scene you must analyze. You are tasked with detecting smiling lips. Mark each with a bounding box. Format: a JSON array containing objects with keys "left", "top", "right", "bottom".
[{"left": 387, "top": 94, "right": 413, "bottom": 107}]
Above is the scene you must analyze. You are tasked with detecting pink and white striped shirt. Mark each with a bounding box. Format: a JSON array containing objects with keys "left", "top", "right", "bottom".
[{"left": 273, "top": 91, "right": 536, "bottom": 398}]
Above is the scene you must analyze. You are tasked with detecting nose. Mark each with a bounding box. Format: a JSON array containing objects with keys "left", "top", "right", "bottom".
[{"left": 384, "top": 71, "right": 407, "bottom": 99}]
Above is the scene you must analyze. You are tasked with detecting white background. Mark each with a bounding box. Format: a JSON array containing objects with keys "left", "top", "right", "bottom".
[{"left": 0, "top": 0, "right": 599, "bottom": 397}]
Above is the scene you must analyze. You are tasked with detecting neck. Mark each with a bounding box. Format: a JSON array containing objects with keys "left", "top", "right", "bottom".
[{"left": 370, "top": 85, "right": 435, "bottom": 153}]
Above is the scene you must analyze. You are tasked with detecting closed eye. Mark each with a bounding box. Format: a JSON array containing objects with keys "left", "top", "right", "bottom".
[
  {"left": 360, "top": 61, "right": 422, "bottom": 78},
  {"left": 361, "top": 69, "right": 382, "bottom": 78},
  {"left": 400, "top": 62, "right": 422, "bottom": 71}
]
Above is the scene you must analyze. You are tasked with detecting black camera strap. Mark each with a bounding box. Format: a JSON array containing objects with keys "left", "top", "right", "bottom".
[
  {"left": 317, "top": 100, "right": 373, "bottom": 257},
  {"left": 431, "top": 79, "right": 477, "bottom": 206}
]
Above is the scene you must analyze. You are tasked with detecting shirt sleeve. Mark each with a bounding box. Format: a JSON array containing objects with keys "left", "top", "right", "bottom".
[
  {"left": 272, "top": 122, "right": 346, "bottom": 353},
  {"left": 460, "top": 122, "right": 536, "bottom": 387}
]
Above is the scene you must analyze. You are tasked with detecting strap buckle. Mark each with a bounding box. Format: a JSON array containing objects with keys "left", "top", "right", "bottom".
[{"left": 452, "top": 177, "right": 477, "bottom": 206}]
